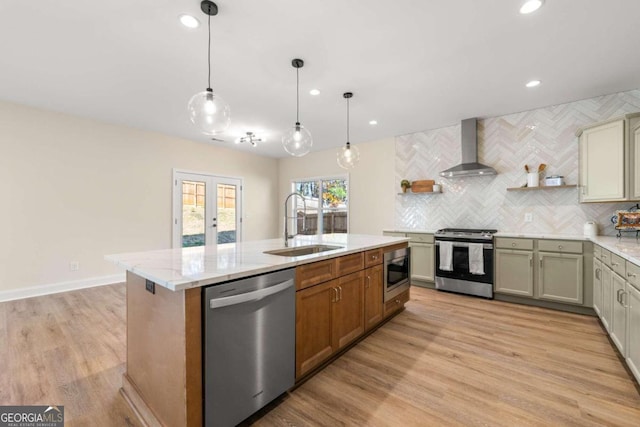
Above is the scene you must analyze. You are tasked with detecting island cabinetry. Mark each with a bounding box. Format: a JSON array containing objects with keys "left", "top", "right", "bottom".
[
  {"left": 336, "top": 252, "right": 364, "bottom": 276},
  {"left": 364, "top": 248, "right": 383, "bottom": 268},
  {"left": 332, "top": 271, "right": 365, "bottom": 350},
  {"left": 495, "top": 238, "right": 534, "bottom": 297},
  {"left": 296, "top": 258, "right": 335, "bottom": 290},
  {"left": 364, "top": 264, "right": 383, "bottom": 331},
  {"left": 384, "top": 289, "right": 410, "bottom": 318}
]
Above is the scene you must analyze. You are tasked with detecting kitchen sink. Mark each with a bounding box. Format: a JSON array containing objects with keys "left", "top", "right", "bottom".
[{"left": 264, "top": 244, "right": 343, "bottom": 257}]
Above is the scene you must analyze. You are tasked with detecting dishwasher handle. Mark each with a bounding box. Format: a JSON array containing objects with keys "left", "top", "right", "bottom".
[{"left": 209, "top": 279, "right": 294, "bottom": 309}]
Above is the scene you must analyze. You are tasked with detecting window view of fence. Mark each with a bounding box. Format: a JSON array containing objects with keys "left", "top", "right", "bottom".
[{"left": 293, "top": 178, "right": 348, "bottom": 235}]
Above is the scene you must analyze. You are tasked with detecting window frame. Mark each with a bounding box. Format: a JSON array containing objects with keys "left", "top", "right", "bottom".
[{"left": 290, "top": 174, "right": 350, "bottom": 236}]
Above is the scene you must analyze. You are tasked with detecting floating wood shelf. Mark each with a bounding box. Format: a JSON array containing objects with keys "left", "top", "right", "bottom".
[
  {"left": 397, "top": 191, "right": 442, "bottom": 195},
  {"left": 506, "top": 184, "right": 577, "bottom": 192}
]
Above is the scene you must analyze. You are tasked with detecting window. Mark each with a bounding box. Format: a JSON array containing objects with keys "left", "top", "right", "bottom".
[{"left": 291, "top": 176, "right": 349, "bottom": 235}]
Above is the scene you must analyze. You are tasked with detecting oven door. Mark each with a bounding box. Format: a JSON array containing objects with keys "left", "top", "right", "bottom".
[
  {"left": 435, "top": 241, "right": 493, "bottom": 284},
  {"left": 384, "top": 247, "right": 411, "bottom": 302}
]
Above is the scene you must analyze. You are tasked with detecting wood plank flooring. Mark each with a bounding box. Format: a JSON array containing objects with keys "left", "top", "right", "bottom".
[{"left": 1, "top": 285, "right": 639, "bottom": 426}]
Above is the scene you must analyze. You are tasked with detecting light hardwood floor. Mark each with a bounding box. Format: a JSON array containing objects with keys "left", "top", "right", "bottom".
[{"left": 2, "top": 285, "right": 639, "bottom": 426}]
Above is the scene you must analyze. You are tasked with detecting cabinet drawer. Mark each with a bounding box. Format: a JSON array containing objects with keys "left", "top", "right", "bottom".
[
  {"left": 601, "top": 249, "right": 612, "bottom": 268},
  {"left": 296, "top": 259, "right": 336, "bottom": 290},
  {"left": 384, "top": 289, "right": 410, "bottom": 317},
  {"left": 593, "top": 245, "right": 602, "bottom": 260},
  {"left": 537, "top": 240, "right": 583, "bottom": 254},
  {"left": 405, "top": 233, "right": 434, "bottom": 243},
  {"left": 626, "top": 261, "right": 640, "bottom": 289},
  {"left": 610, "top": 253, "right": 626, "bottom": 278},
  {"left": 336, "top": 253, "right": 364, "bottom": 276},
  {"left": 364, "top": 248, "right": 383, "bottom": 268},
  {"left": 495, "top": 237, "right": 534, "bottom": 250}
]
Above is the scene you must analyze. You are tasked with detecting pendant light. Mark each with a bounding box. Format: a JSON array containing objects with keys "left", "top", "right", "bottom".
[
  {"left": 337, "top": 92, "right": 360, "bottom": 169},
  {"left": 282, "top": 59, "right": 313, "bottom": 157},
  {"left": 187, "top": 1, "right": 230, "bottom": 135}
]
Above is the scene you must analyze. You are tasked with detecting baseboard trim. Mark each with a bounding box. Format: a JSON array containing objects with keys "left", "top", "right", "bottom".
[{"left": 0, "top": 273, "right": 125, "bottom": 302}]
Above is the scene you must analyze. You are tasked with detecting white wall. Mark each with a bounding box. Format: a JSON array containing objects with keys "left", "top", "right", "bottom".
[
  {"left": 0, "top": 101, "right": 279, "bottom": 296},
  {"left": 277, "top": 138, "right": 395, "bottom": 236}
]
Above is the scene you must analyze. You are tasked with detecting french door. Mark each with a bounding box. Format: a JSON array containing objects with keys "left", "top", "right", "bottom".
[{"left": 173, "top": 171, "right": 242, "bottom": 248}]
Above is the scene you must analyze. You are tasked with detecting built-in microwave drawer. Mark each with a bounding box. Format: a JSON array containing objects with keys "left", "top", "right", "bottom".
[
  {"left": 538, "top": 240, "right": 583, "bottom": 254},
  {"left": 405, "top": 233, "right": 434, "bottom": 243},
  {"left": 495, "top": 237, "right": 533, "bottom": 250}
]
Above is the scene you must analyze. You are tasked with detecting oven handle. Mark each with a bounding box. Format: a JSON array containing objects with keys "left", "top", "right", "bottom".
[{"left": 435, "top": 241, "right": 493, "bottom": 250}]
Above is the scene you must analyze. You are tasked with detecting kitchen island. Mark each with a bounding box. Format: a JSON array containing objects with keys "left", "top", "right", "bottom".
[{"left": 106, "top": 234, "right": 409, "bottom": 427}]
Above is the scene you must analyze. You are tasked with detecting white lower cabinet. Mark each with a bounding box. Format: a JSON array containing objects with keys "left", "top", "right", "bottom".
[
  {"left": 593, "top": 258, "right": 603, "bottom": 317},
  {"left": 626, "top": 282, "right": 640, "bottom": 382},
  {"left": 495, "top": 249, "right": 534, "bottom": 296},
  {"left": 538, "top": 252, "right": 583, "bottom": 304},
  {"left": 610, "top": 272, "right": 627, "bottom": 355},
  {"left": 410, "top": 242, "right": 434, "bottom": 282},
  {"left": 601, "top": 265, "right": 613, "bottom": 332}
]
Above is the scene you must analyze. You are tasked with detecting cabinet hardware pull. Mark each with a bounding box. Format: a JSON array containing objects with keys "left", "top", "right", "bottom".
[
  {"left": 512, "top": 243, "right": 516, "bottom": 247},
  {"left": 602, "top": 254, "right": 607, "bottom": 258},
  {"left": 622, "top": 291, "right": 629, "bottom": 308},
  {"left": 333, "top": 287, "right": 338, "bottom": 303},
  {"left": 612, "top": 262, "right": 619, "bottom": 266},
  {"left": 529, "top": 257, "right": 533, "bottom": 267},
  {"left": 338, "top": 286, "right": 343, "bottom": 301},
  {"left": 628, "top": 272, "right": 637, "bottom": 278},
  {"left": 596, "top": 269, "right": 600, "bottom": 279},
  {"left": 539, "top": 258, "right": 542, "bottom": 268},
  {"left": 558, "top": 245, "right": 563, "bottom": 250},
  {"left": 366, "top": 276, "right": 370, "bottom": 288},
  {"left": 395, "top": 299, "right": 400, "bottom": 304},
  {"left": 617, "top": 289, "right": 624, "bottom": 304}
]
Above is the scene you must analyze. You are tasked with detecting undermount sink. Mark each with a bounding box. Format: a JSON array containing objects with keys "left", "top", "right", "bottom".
[{"left": 264, "top": 244, "right": 343, "bottom": 257}]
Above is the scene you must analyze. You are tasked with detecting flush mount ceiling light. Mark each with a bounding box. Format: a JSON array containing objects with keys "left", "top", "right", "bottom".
[
  {"left": 282, "top": 59, "right": 313, "bottom": 157},
  {"left": 520, "top": 0, "right": 544, "bottom": 14},
  {"left": 187, "top": 1, "right": 230, "bottom": 135},
  {"left": 309, "top": 89, "right": 320, "bottom": 96},
  {"left": 526, "top": 79, "right": 541, "bottom": 88},
  {"left": 236, "top": 132, "right": 262, "bottom": 147},
  {"left": 337, "top": 92, "right": 361, "bottom": 170},
  {"left": 369, "top": 120, "right": 378, "bottom": 125},
  {"left": 179, "top": 14, "right": 200, "bottom": 29}
]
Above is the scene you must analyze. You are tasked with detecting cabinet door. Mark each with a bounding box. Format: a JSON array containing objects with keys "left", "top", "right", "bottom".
[
  {"left": 626, "top": 283, "right": 640, "bottom": 383},
  {"left": 495, "top": 249, "right": 533, "bottom": 296},
  {"left": 632, "top": 123, "right": 640, "bottom": 200},
  {"left": 364, "top": 265, "right": 383, "bottom": 331},
  {"left": 601, "top": 266, "right": 613, "bottom": 332},
  {"left": 580, "top": 119, "right": 625, "bottom": 202},
  {"left": 410, "top": 242, "right": 434, "bottom": 282},
  {"left": 538, "top": 252, "right": 583, "bottom": 304},
  {"left": 332, "top": 271, "right": 365, "bottom": 351},
  {"left": 295, "top": 280, "right": 336, "bottom": 379},
  {"left": 593, "top": 258, "right": 603, "bottom": 317},
  {"left": 610, "top": 273, "right": 627, "bottom": 356}
]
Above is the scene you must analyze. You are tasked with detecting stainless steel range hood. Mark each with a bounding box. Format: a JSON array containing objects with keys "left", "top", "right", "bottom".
[{"left": 439, "top": 118, "right": 497, "bottom": 178}]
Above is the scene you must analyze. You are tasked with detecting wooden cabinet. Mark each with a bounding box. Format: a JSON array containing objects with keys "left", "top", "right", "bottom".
[
  {"left": 593, "top": 258, "right": 603, "bottom": 317},
  {"left": 538, "top": 252, "right": 583, "bottom": 304},
  {"left": 626, "top": 282, "right": 640, "bottom": 383},
  {"left": 296, "top": 259, "right": 335, "bottom": 290},
  {"left": 336, "top": 253, "right": 364, "bottom": 276},
  {"left": 405, "top": 233, "right": 435, "bottom": 283},
  {"left": 332, "top": 271, "right": 365, "bottom": 351},
  {"left": 578, "top": 113, "right": 640, "bottom": 203},
  {"left": 364, "top": 248, "right": 383, "bottom": 268},
  {"left": 495, "top": 248, "right": 534, "bottom": 296},
  {"left": 610, "top": 272, "right": 627, "bottom": 355},
  {"left": 364, "top": 265, "right": 383, "bottom": 331},
  {"left": 295, "top": 280, "right": 336, "bottom": 378},
  {"left": 384, "top": 289, "right": 410, "bottom": 318}
]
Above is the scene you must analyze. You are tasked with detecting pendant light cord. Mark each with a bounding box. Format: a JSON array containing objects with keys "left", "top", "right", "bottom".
[
  {"left": 207, "top": 12, "right": 211, "bottom": 89},
  {"left": 346, "top": 96, "right": 350, "bottom": 143},
  {"left": 296, "top": 67, "right": 300, "bottom": 123}
]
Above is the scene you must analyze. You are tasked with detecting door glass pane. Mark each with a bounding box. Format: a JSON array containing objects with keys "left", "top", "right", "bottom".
[
  {"left": 182, "top": 180, "right": 206, "bottom": 247},
  {"left": 294, "top": 180, "right": 319, "bottom": 235},
  {"left": 216, "top": 183, "right": 237, "bottom": 243},
  {"left": 322, "top": 179, "right": 348, "bottom": 234}
]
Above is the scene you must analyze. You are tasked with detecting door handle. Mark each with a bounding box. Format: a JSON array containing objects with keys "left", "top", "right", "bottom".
[
  {"left": 595, "top": 268, "right": 600, "bottom": 280},
  {"left": 332, "top": 287, "right": 338, "bottom": 303},
  {"left": 366, "top": 275, "right": 370, "bottom": 289},
  {"left": 622, "top": 291, "right": 629, "bottom": 308},
  {"left": 617, "top": 289, "right": 623, "bottom": 304},
  {"left": 212, "top": 217, "right": 217, "bottom": 228}
]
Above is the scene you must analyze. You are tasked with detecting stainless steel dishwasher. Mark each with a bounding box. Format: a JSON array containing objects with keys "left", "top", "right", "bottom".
[{"left": 203, "top": 268, "right": 295, "bottom": 427}]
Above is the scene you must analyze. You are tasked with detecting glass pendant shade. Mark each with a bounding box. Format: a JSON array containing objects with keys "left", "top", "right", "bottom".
[
  {"left": 337, "top": 142, "right": 361, "bottom": 169},
  {"left": 283, "top": 122, "right": 313, "bottom": 157},
  {"left": 188, "top": 88, "right": 231, "bottom": 135}
]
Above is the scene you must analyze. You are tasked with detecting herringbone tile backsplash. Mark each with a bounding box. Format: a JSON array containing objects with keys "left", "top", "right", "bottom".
[{"left": 395, "top": 89, "right": 640, "bottom": 236}]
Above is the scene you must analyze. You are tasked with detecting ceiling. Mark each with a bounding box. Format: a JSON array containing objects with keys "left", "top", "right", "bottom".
[{"left": 1, "top": 0, "right": 639, "bottom": 158}]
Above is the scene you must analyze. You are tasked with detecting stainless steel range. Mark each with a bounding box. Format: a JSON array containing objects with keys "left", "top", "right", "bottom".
[{"left": 434, "top": 228, "right": 497, "bottom": 299}]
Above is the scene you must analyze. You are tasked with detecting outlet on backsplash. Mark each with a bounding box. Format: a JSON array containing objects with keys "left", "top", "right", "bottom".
[{"left": 524, "top": 213, "right": 533, "bottom": 223}]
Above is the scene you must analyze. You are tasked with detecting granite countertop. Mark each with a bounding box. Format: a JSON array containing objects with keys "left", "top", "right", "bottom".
[{"left": 105, "top": 234, "right": 409, "bottom": 292}]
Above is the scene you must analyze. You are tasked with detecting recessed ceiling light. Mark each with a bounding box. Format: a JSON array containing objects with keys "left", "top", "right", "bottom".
[
  {"left": 526, "top": 80, "right": 541, "bottom": 88},
  {"left": 179, "top": 14, "right": 200, "bottom": 29},
  {"left": 520, "top": 0, "right": 544, "bottom": 14},
  {"left": 369, "top": 120, "right": 378, "bottom": 125},
  {"left": 309, "top": 89, "right": 320, "bottom": 96}
]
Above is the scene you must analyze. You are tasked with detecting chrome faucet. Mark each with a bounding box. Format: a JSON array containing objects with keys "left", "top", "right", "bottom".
[{"left": 284, "top": 192, "right": 306, "bottom": 247}]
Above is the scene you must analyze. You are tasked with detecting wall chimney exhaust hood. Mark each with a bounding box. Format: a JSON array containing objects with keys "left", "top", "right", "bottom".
[{"left": 439, "top": 118, "right": 497, "bottom": 178}]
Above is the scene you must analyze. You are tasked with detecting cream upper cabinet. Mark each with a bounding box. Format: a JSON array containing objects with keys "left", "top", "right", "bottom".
[
  {"left": 578, "top": 113, "right": 640, "bottom": 203},
  {"left": 579, "top": 119, "right": 625, "bottom": 202},
  {"left": 538, "top": 252, "right": 583, "bottom": 304}
]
